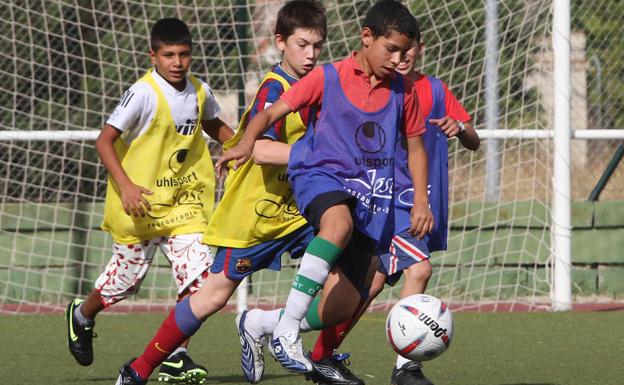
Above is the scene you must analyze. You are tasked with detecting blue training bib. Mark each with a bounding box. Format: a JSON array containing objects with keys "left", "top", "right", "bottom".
[
  {"left": 394, "top": 76, "right": 449, "bottom": 252},
  {"left": 288, "top": 64, "right": 405, "bottom": 252}
]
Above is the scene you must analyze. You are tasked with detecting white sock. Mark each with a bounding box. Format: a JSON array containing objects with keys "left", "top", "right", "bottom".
[
  {"left": 273, "top": 252, "right": 330, "bottom": 337},
  {"left": 74, "top": 303, "right": 93, "bottom": 325},
  {"left": 244, "top": 308, "right": 313, "bottom": 336},
  {"left": 169, "top": 346, "right": 187, "bottom": 359},
  {"left": 299, "top": 317, "right": 312, "bottom": 333},
  {"left": 396, "top": 355, "right": 411, "bottom": 369},
  {"left": 245, "top": 308, "right": 282, "bottom": 337}
]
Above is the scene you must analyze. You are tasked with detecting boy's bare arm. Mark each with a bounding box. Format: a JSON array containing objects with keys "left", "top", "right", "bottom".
[
  {"left": 429, "top": 117, "right": 480, "bottom": 151},
  {"left": 253, "top": 139, "right": 291, "bottom": 165},
  {"left": 406, "top": 135, "right": 434, "bottom": 238},
  {"left": 95, "top": 124, "right": 152, "bottom": 217},
  {"left": 456, "top": 121, "right": 480, "bottom": 151},
  {"left": 215, "top": 99, "right": 292, "bottom": 176},
  {"left": 201, "top": 117, "right": 234, "bottom": 144}
]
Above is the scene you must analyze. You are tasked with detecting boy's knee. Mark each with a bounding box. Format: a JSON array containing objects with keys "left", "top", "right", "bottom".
[
  {"left": 319, "top": 204, "right": 353, "bottom": 246},
  {"left": 190, "top": 290, "right": 228, "bottom": 318},
  {"left": 404, "top": 260, "right": 432, "bottom": 282}
]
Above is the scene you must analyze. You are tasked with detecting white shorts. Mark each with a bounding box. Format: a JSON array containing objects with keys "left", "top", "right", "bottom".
[{"left": 94, "top": 233, "right": 216, "bottom": 306}]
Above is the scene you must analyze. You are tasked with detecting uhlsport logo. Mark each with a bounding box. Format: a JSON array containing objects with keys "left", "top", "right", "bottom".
[
  {"left": 168, "top": 149, "right": 188, "bottom": 174},
  {"left": 355, "top": 121, "right": 386, "bottom": 153}
]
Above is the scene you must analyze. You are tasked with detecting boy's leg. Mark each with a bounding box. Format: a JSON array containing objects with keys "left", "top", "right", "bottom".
[
  {"left": 66, "top": 239, "right": 158, "bottom": 366},
  {"left": 303, "top": 265, "right": 369, "bottom": 385},
  {"left": 239, "top": 262, "right": 368, "bottom": 382},
  {"left": 380, "top": 233, "right": 434, "bottom": 385},
  {"left": 306, "top": 263, "right": 434, "bottom": 385},
  {"left": 302, "top": 235, "right": 377, "bottom": 385},
  {"left": 391, "top": 259, "right": 433, "bottom": 385},
  {"left": 399, "top": 259, "right": 432, "bottom": 298},
  {"left": 271, "top": 204, "right": 352, "bottom": 373},
  {"left": 117, "top": 271, "right": 239, "bottom": 383},
  {"left": 314, "top": 232, "right": 435, "bottom": 385},
  {"left": 157, "top": 234, "right": 215, "bottom": 384},
  {"left": 310, "top": 266, "right": 386, "bottom": 362},
  {"left": 232, "top": 225, "right": 315, "bottom": 383},
  {"left": 309, "top": 232, "right": 434, "bottom": 385}
]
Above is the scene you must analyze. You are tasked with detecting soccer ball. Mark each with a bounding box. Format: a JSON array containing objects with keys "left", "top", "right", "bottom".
[{"left": 385, "top": 294, "right": 453, "bottom": 361}]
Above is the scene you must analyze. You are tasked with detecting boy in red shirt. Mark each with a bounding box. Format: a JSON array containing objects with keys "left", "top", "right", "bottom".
[
  {"left": 219, "top": 0, "right": 432, "bottom": 374},
  {"left": 305, "top": 38, "right": 480, "bottom": 385}
]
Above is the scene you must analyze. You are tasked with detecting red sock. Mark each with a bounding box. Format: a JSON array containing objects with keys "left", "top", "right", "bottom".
[
  {"left": 130, "top": 308, "right": 188, "bottom": 380},
  {"left": 311, "top": 298, "right": 371, "bottom": 361},
  {"left": 311, "top": 318, "right": 354, "bottom": 361}
]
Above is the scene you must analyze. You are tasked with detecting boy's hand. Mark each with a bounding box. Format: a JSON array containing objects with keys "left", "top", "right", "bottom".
[
  {"left": 119, "top": 181, "right": 152, "bottom": 217},
  {"left": 215, "top": 139, "right": 254, "bottom": 178},
  {"left": 409, "top": 200, "right": 434, "bottom": 239},
  {"left": 429, "top": 117, "right": 461, "bottom": 138}
]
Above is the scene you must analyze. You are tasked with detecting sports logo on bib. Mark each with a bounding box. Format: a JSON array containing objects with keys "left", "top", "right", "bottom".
[
  {"left": 168, "top": 149, "right": 188, "bottom": 174},
  {"left": 254, "top": 188, "right": 300, "bottom": 222},
  {"left": 356, "top": 121, "right": 386, "bottom": 153}
]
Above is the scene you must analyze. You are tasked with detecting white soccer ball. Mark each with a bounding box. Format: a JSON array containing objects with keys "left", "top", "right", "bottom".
[{"left": 385, "top": 294, "right": 453, "bottom": 361}]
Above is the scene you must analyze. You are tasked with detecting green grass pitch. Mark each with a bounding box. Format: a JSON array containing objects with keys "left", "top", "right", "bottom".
[{"left": 2, "top": 311, "right": 622, "bottom": 384}]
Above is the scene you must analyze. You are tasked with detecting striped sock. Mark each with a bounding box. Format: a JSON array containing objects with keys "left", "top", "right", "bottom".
[
  {"left": 301, "top": 296, "right": 323, "bottom": 332},
  {"left": 273, "top": 237, "right": 341, "bottom": 337}
]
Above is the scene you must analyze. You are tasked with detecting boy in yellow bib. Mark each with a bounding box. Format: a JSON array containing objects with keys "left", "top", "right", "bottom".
[
  {"left": 65, "top": 18, "right": 233, "bottom": 385},
  {"left": 114, "top": 2, "right": 327, "bottom": 384}
]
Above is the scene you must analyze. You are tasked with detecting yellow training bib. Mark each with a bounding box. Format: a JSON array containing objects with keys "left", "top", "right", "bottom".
[
  {"left": 203, "top": 71, "right": 308, "bottom": 248},
  {"left": 102, "top": 70, "right": 216, "bottom": 244}
]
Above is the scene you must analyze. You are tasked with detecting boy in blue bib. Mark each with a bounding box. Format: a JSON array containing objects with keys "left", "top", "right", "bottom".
[
  {"left": 218, "top": 0, "right": 432, "bottom": 374},
  {"left": 308, "top": 37, "right": 481, "bottom": 385}
]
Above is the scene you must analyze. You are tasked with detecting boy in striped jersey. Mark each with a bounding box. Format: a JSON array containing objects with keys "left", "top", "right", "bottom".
[{"left": 113, "top": 2, "right": 327, "bottom": 384}]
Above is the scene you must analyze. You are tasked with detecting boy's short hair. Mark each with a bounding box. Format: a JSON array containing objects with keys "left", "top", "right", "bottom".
[
  {"left": 275, "top": 0, "right": 327, "bottom": 41},
  {"left": 362, "top": 0, "right": 420, "bottom": 41},
  {"left": 150, "top": 18, "right": 193, "bottom": 51}
]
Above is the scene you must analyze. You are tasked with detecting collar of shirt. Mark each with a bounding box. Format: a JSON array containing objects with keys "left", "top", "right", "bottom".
[
  {"left": 152, "top": 68, "right": 190, "bottom": 95},
  {"left": 345, "top": 51, "right": 396, "bottom": 90},
  {"left": 273, "top": 63, "right": 299, "bottom": 86}
]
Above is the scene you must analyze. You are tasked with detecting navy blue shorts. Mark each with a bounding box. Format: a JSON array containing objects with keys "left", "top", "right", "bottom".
[{"left": 210, "top": 225, "right": 315, "bottom": 280}]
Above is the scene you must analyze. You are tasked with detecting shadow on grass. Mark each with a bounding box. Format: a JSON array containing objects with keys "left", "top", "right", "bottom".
[
  {"left": 87, "top": 372, "right": 301, "bottom": 384},
  {"left": 495, "top": 383, "right": 558, "bottom": 385},
  {"left": 204, "top": 373, "right": 302, "bottom": 383}
]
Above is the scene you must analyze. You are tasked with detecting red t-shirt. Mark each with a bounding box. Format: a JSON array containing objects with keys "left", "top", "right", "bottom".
[
  {"left": 281, "top": 53, "right": 426, "bottom": 137},
  {"left": 413, "top": 73, "right": 471, "bottom": 123}
]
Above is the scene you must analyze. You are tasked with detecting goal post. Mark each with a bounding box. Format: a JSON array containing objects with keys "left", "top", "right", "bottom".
[
  {"left": 1, "top": 0, "right": 623, "bottom": 314},
  {"left": 552, "top": 0, "right": 572, "bottom": 311}
]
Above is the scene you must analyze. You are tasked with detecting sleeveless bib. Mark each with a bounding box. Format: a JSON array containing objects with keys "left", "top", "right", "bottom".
[
  {"left": 102, "top": 69, "right": 215, "bottom": 243},
  {"left": 203, "top": 71, "right": 308, "bottom": 248},
  {"left": 288, "top": 64, "right": 404, "bottom": 252},
  {"left": 394, "top": 76, "right": 449, "bottom": 251}
]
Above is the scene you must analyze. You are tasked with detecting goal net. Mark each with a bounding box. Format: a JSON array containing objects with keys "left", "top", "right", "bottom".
[{"left": 1, "top": 0, "right": 606, "bottom": 314}]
